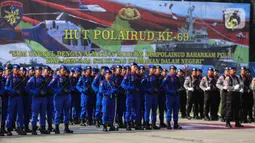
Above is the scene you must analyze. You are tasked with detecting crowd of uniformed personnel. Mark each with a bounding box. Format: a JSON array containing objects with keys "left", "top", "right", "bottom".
[{"left": 0, "top": 62, "right": 254, "bottom": 136}]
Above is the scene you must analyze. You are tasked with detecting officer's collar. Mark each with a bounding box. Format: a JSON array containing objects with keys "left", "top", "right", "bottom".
[
  {"left": 13, "top": 73, "right": 19, "bottom": 77},
  {"left": 85, "top": 73, "right": 90, "bottom": 77},
  {"left": 170, "top": 74, "right": 176, "bottom": 77},
  {"left": 131, "top": 72, "right": 136, "bottom": 75},
  {"left": 149, "top": 73, "right": 154, "bottom": 76},
  {"left": 36, "top": 75, "right": 42, "bottom": 78}
]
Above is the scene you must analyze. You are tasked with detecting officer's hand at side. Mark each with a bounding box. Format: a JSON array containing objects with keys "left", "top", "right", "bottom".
[
  {"left": 206, "top": 87, "right": 211, "bottom": 91},
  {"left": 234, "top": 84, "right": 240, "bottom": 90},
  {"left": 240, "top": 88, "right": 244, "bottom": 93},
  {"left": 188, "top": 87, "right": 194, "bottom": 91}
]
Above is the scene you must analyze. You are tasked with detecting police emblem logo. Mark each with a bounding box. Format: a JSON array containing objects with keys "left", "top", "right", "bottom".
[
  {"left": 0, "top": 1, "right": 23, "bottom": 28},
  {"left": 118, "top": 4, "right": 141, "bottom": 21}
]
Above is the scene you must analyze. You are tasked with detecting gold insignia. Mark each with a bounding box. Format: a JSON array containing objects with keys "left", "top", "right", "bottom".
[{"left": 118, "top": 4, "right": 141, "bottom": 21}]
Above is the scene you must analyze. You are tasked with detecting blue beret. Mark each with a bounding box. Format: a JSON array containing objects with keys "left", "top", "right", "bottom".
[
  {"left": 116, "top": 65, "right": 122, "bottom": 69},
  {"left": 192, "top": 68, "right": 197, "bottom": 71},
  {"left": 225, "top": 67, "right": 229, "bottom": 70},
  {"left": 130, "top": 62, "right": 138, "bottom": 67},
  {"left": 170, "top": 65, "right": 177, "bottom": 70},
  {"left": 240, "top": 66, "right": 247, "bottom": 70},
  {"left": 103, "top": 70, "right": 112, "bottom": 75},
  {"left": 139, "top": 65, "right": 145, "bottom": 70},
  {"left": 35, "top": 66, "right": 42, "bottom": 70},
  {"left": 156, "top": 65, "right": 162, "bottom": 70},
  {"left": 124, "top": 65, "right": 130, "bottom": 70},
  {"left": 12, "top": 64, "right": 20, "bottom": 69},
  {"left": 20, "top": 67, "right": 26, "bottom": 71},
  {"left": 92, "top": 68, "right": 99, "bottom": 73},
  {"left": 148, "top": 65, "right": 156, "bottom": 69},
  {"left": 28, "top": 66, "right": 34, "bottom": 70},
  {"left": 229, "top": 67, "right": 236, "bottom": 70},
  {"left": 60, "top": 65, "right": 68, "bottom": 70},
  {"left": 208, "top": 68, "right": 214, "bottom": 71},
  {"left": 162, "top": 69, "right": 168, "bottom": 72},
  {"left": 178, "top": 69, "right": 184, "bottom": 73}
]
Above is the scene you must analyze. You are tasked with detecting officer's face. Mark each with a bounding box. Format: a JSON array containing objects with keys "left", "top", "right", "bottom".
[
  {"left": 74, "top": 72, "right": 79, "bottom": 78},
  {"left": 36, "top": 69, "right": 42, "bottom": 76},
  {"left": 241, "top": 70, "right": 245, "bottom": 75},
  {"left": 162, "top": 71, "right": 167, "bottom": 77},
  {"left": 44, "top": 69, "right": 50, "bottom": 76},
  {"left": 60, "top": 69, "right": 67, "bottom": 76},
  {"left": 86, "top": 69, "right": 91, "bottom": 75},
  {"left": 224, "top": 70, "right": 229, "bottom": 75},
  {"left": 105, "top": 73, "right": 111, "bottom": 80},
  {"left": 192, "top": 71, "right": 196, "bottom": 76},
  {"left": 100, "top": 69, "right": 105, "bottom": 75},
  {"left": 230, "top": 69, "right": 236, "bottom": 75},
  {"left": 178, "top": 71, "right": 183, "bottom": 76},
  {"left": 20, "top": 70, "right": 26, "bottom": 77},
  {"left": 170, "top": 69, "right": 176, "bottom": 75},
  {"left": 208, "top": 70, "right": 213, "bottom": 76},
  {"left": 29, "top": 70, "right": 35, "bottom": 76},
  {"left": 13, "top": 68, "right": 19, "bottom": 74},
  {"left": 155, "top": 69, "right": 161, "bottom": 75},
  {"left": 140, "top": 69, "right": 145, "bottom": 75},
  {"left": 214, "top": 71, "right": 218, "bottom": 77},
  {"left": 126, "top": 69, "right": 130, "bottom": 74},
  {"left": 149, "top": 68, "right": 155, "bottom": 74},
  {"left": 115, "top": 68, "right": 122, "bottom": 75},
  {"left": 131, "top": 66, "right": 137, "bottom": 73}
]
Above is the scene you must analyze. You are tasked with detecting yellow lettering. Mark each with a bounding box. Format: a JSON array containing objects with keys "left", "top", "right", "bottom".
[
  {"left": 94, "top": 30, "right": 101, "bottom": 40},
  {"left": 82, "top": 30, "right": 90, "bottom": 40}
]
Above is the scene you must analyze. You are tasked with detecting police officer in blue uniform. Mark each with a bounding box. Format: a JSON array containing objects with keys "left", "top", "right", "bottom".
[
  {"left": 99, "top": 70, "right": 117, "bottom": 131},
  {"left": 138, "top": 65, "right": 146, "bottom": 127},
  {"left": 91, "top": 67, "right": 99, "bottom": 123},
  {"left": 112, "top": 65, "right": 125, "bottom": 128},
  {"left": 48, "top": 65, "right": 73, "bottom": 134},
  {"left": 76, "top": 66, "right": 94, "bottom": 126},
  {"left": 43, "top": 66, "right": 55, "bottom": 132},
  {"left": 5, "top": 64, "right": 27, "bottom": 136},
  {"left": 26, "top": 66, "right": 50, "bottom": 135},
  {"left": 71, "top": 68, "right": 81, "bottom": 125},
  {"left": 142, "top": 65, "right": 160, "bottom": 130},
  {"left": 121, "top": 62, "right": 142, "bottom": 131},
  {"left": 0, "top": 66, "right": 5, "bottom": 136},
  {"left": 162, "top": 66, "right": 182, "bottom": 129},
  {"left": 159, "top": 69, "right": 168, "bottom": 127}
]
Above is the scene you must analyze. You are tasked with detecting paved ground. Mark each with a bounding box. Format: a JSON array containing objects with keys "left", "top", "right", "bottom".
[{"left": 1, "top": 119, "right": 255, "bottom": 143}]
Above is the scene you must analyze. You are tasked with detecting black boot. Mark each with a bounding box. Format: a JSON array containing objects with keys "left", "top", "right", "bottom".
[
  {"left": 55, "top": 125, "right": 60, "bottom": 134},
  {"left": 135, "top": 122, "right": 143, "bottom": 130},
  {"left": 103, "top": 124, "right": 108, "bottom": 131},
  {"left": 173, "top": 121, "right": 182, "bottom": 129},
  {"left": 109, "top": 124, "right": 116, "bottom": 131},
  {"left": 95, "top": 121, "right": 100, "bottom": 128},
  {"left": 40, "top": 126, "right": 50, "bottom": 134},
  {"left": 152, "top": 121, "right": 160, "bottom": 130},
  {"left": 32, "top": 126, "right": 37, "bottom": 135},
  {"left": 186, "top": 115, "right": 191, "bottom": 120},
  {"left": 160, "top": 122, "right": 167, "bottom": 128},
  {"left": 64, "top": 124, "right": 73, "bottom": 133},
  {"left": 80, "top": 119, "right": 87, "bottom": 126},
  {"left": 167, "top": 121, "right": 172, "bottom": 130},
  {"left": 21, "top": 127, "right": 27, "bottom": 135},
  {"left": 144, "top": 122, "right": 151, "bottom": 130},
  {"left": 48, "top": 124, "right": 55, "bottom": 132},
  {"left": 235, "top": 122, "right": 244, "bottom": 128},
  {"left": 204, "top": 116, "right": 210, "bottom": 121},
  {"left": 12, "top": 122, "right": 16, "bottom": 131},
  {"left": 226, "top": 120, "right": 232, "bottom": 128},
  {"left": 126, "top": 122, "right": 132, "bottom": 131},
  {"left": 25, "top": 125, "right": 32, "bottom": 133},
  {"left": 0, "top": 129, "right": 4, "bottom": 136},
  {"left": 7, "top": 128, "right": 12, "bottom": 136},
  {"left": 1, "top": 127, "right": 7, "bottom": 134},
  {"left": 17, "top": 127, "right": 27, "bottom": 135}
]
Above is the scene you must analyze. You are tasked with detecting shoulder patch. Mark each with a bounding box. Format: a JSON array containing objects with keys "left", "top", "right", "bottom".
[
  {"left": 219, "top": 77, "right": 223, "bottom": 80},
  {"left": 185, "top": 77, "right": 189, "bottom": 80},
  {"left": 202, "top": 77, "right": 206, "bottom": 80}
]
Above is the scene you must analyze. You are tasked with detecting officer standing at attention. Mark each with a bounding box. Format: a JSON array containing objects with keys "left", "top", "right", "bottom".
[
  {"left": 0, "top": 66, "right": 5, "bottom": 136},
  {"left": 121, "top": 62, "right": 142, "bottom": 131},
  {"left": 92, "top": 66, "right": 107, "bottom": 127},
  {"left": 142, "top": 65, "right": 160, "bottom": 130},
  {"left": 48, "top": 65, "right": 73, "bottom": 134},
  {"left": 197, "top": 69, "right": 204, "bottom": 119},
  {"left": 216, "top": 67, "right": 229, "bottom": 122},
  {"left": 139, "top": 65, "right": 146, "bottom": 128},
  {"left": 44, "top": 66, "right": 55, "bottom": 132},
  {"left": 76, "top": 66, "right": 94, "bottom": 126},
  {"left": 162, "top": 66, "right": 182, "bottom": 129},
  {"left": 224, "top": 67, "right": 244, "bottom": 128},
  {"left": 26, "top": 66, "right": 50, "bottom": 135},
  {"left": 5, "top": 64, "right": 26, "bottom": 136},
  {"left": 184, "top": 68, "right": 198, "bottom": 120},
  {"left": 99, "top": 70, "right": 117, "bottom": 131},
  {"left": 239, "top": 67, "right": 250, "bottom": 123},
  {"left": 177, "top": 69, "right": 186, "bottom": 118},
  {"left": 213, "top": 69, "right": 220, "bottom": 120},
  {"left": 200, "top": 68, "right": 217, "bottom": 121}
]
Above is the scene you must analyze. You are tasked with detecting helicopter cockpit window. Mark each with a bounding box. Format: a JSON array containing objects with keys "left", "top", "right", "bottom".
[{"left": 62, "top": 35, "right": 71, "bottom": 45}]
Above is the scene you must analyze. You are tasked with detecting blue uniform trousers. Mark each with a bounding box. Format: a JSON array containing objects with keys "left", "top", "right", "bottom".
[
  {"left": 71, "top": 93, "right": 81, "bottom": 118},
  {"left": 23, "top": 95, "right": 31, "bottom": 126},
  {"left": 166, "top": 95, "right": 180, "bottom": 122},
  {"left": 80, "top": 94, "right": 93, "bottom": 120},
  {"left": 95, "top": 93, "right": 102, "bottom": 121},
  {"left": 6, "top": 96, "right": 24, "bottom": 128},
  {"left": 54, "top": 95, "right": 71, "bottom": 125},
  {"left": 125, "top": 92, "right": 140, "bottom": 122},
  {"left": 102, "top": 97, "right": 115, "bottom": 124},
  {"left": 144, "top": 94, "right": 158, "bottom": 122},
  {"left": 31, "top": 96, "right": 47, "bottom": 127},
  {"left": 47, "top": 96, "right": 54, "bottom": 125},
  {"left": 158, "top": 94, "right": 166, "bottom": 122},
  {"left": 1, "top": 96, "right": 8, "bottom": 128},
  {"left": 117, "top": 95, "right": 125, "bottom": 122}
]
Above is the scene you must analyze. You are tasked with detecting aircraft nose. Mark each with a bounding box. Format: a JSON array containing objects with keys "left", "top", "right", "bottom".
[{"left": 100, "top": 8, "right": 106, "bottom": 12}]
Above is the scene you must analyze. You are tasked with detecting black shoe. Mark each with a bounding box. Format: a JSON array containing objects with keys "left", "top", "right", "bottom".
[
  {"left": 95, "top": 121, "right": 100, "bottom": 128},
  {"left": 194, "top": 116, "right": 199, "bottom": 120},
  {"left": 32, "top": 126, "right": 37, "bottom": 135},
  {"left": 135, "top": 122, "right": 143, "bottom": 130},
  {"left": 40, "top": 126, "right": 50, "bottom": 134},
  {"left": 25, "top": 125, "right": 32, "bottom": 133},
  {"left": 144, "top": 122, "right": 151, "bottom": 130},
  {"left": 243, "top": 119, "right": 248, "bottom": 123},
  {"left": 80, "top": 119, "right": 87, "bottom": 126},
  {"left": 48, "top": 124, "right": 55, "bottom": 132},
  {"left": 226, "top": 121, "right": 232, "bottom": 128},
  {"left": 152, "top": 121, "right": 160, "bottom": 130},
  {"left": 0, "top": 131, "right": 4, "bottom": 136},
  {"left": 249, "top": 118, "right": 254, "bottom": 123},
  {"left": 160, "top": 122, "right": 167, "bottom": 128},
  {"left": 126, "top": 122, "right": 132, "bottom": 131},
  {"left": 7, "top": 129, "right": 12, "bottom": 136},
  {"left": 17, "top": 127, "right": 27, "bottom": 135},
  {"left": 1, "top": 128, "right": 7, "bottom": 134},
  {"left": 109, "top": 125, "right": 116, "bottom": 131},
  {"left": 204, "top": 116, "right": 210, "bottom": 121},
  {"left": 221, "top": 118, "right": 226, "bottom": 122},
  {"left": 103, "top": 124, "right": 108, "bottom": 131},
  {"left": 167, "top": 121, "right": 172, "bottom": 130},
  {"left": 186, "top": 115, "right": 191, "bottom": 120},
  {"left": 64, "top": 124, "right": 73, "bottom": 133},
  {"left": 173, "top": 121, "right": 182, "bottom": 129},
  {"left": 118, "top": 122, "right": 124, "bottom": 128},
  {"left": 235, "top": 122, "right": 244, "bottom": 128},
  {"left": 55, "top": 125, "right": 60, "bottom": 134}
]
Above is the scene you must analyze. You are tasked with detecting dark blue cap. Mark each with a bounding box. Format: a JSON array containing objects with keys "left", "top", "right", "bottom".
[
  {"left": 116, "top": 65, "right": 122, "bottom": 69},
  {"left": 178, "top": 69, "right": 184, "bottom": 73},
  {"left": 12, "top": 64, "right": 20, "bottom": 69},
  {"left": 124, "top": 65, "right": 130, "bottom": 70},
  {"left": 214, "top": 69, "right": 219, "bottom": 72},
  {"left": 103, "top": 70, "right": 112, "bottom": 75},
  {"left": 28, "top": 66, "right": 34, "bottom": 70},
  {"left": 92, "top": 68, "right": 99, "bottom": 73},
  {"left": 104, "top": 66, "right": 110, "bottom": 71},
  {"left": 5, "top": 66, "right": 12, "bottom": 70},
  {"left": 198, "top": 69, "right": 203, "bottom": 72},
  {"left": 208, "top": 68, "right": 214, "bottom": 71},
  {"left": 110, "top": 66, "right": 115, "bottom": 70},
  {"left": 192, "top": 68, "right": 197, "bottom": 71},
  {"left": 86, "top": 66, "right": 92, "bottom": 70},
  {"left": 35, "top": 66, "right": 42, "bottom": 70},
  {"left": 75, "top": 68, "right": 81, "bottom": 73},
  {"left": 240, "top": 66, "right": 247, "bottom": 70},
  {"left": 20, "top": 67, "right": 26, "bottom": 71},
  {"left": 130, "top": 62, "right": 138, "bottom": 67},
  {"left": 148, "top": 65, "right": 156, "bottom": 69},
  {"left": 44, "top": 66, "right": 51, "bottom": 71},
  {"left": 225, "top": 67, "right": 229, "bottom": 70},
  {"left": 70, "top": 69, "right": 75, "bottom": 73},
  {"left": 170, "top": 65, "right": 177, "bottom": 70},
  {"left": 229, "top": 67, "right": 236, "bottom": 70},
  {"left": 162, "top": 69, "right": 168, "bottom": 72},
  {"left": 139, "top": 65, "right": 145, "bottom": 70},
  {"left": 56, "top": 68, "right": 60, "bottom": 71},
  {"left": 156, "top": 65, "right": 162, "bottom": 70},
  {"left": 60, "top": 65, "right": 68, "bottom": 70}
]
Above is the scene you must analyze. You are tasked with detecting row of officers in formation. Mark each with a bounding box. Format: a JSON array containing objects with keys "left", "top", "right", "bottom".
[{"left": 0, "top": 62, "right": 254, "bottom": 136}]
